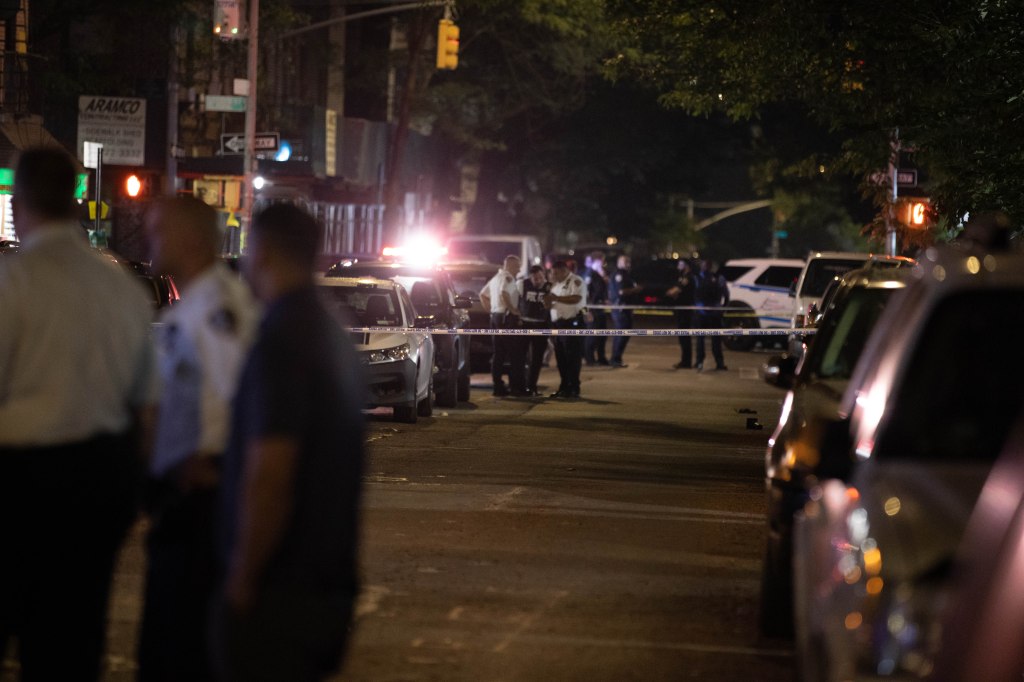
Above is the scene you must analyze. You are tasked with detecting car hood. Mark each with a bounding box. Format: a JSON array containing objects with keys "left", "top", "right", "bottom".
[
  {"left": 351, "top": 330, "right": 414, "bottom": 352},
  {"left": 855, "top": 461, "right": 990, "bottom": 583}
]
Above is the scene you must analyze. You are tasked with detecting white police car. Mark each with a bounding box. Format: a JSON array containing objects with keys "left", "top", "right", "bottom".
[{"left": 317, "top": 276, "right": 435, "bottom": 423}]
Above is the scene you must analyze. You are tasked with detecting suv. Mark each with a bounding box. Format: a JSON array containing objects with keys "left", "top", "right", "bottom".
[
  {"left": 720, "top": 258, "right": 805, "bottom": 350},
  {"left": 790, "top": 246, "right": 1024, "bottom": 680},
  {"left": 326, "top": 261, "right": 472, "bottom": 406},
  {"left": 316, "top": 276, "right": 436, "bottom": 424},
  {"left": 441, "top": 261, "right": 506, "bottom": 372},
  {"left": 757, "top": 263, "right": 913, "bottom": 636}
]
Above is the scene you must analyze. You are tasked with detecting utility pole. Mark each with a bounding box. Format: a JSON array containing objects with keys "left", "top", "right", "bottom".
[
  {"left": 241, "top": 0, "right": 259, "bottom": 253},
  {"left": 885, "top": 128, "right": 899, "bottom": 256}
]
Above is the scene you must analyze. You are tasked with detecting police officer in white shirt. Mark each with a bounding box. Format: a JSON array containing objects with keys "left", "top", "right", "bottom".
[
  {"left": 544, "top": 260, "right": 587, "bottom": 398},
  {"left": 0, "top": 147, "right": 158, "bottom": 681},
  {"left": 479, "top": 255, "right": 527, "bottom": 396},
  {"left": 138, "top": 197, "right": 259, "bottom": 681}
]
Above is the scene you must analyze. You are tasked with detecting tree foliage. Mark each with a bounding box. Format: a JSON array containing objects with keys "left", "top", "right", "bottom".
[{"left": 606, "top": 0, "right": 1024, "bottom": 239}]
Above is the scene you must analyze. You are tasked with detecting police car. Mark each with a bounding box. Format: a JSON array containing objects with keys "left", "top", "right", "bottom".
[
  {"left": 719, "top": 258, "right": 805, "bottom": 350},
  {"left": 316, "top": 276, "right": 436, "bottom": 424}
]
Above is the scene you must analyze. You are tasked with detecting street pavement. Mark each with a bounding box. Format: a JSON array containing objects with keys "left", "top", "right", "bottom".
[{"left": 3, "top": 335, "right": 796, "bottom": 681}]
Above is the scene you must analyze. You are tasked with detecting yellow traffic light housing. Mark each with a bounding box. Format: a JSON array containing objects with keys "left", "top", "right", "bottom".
[{"left": 436, "top": 19, "right": 459, "bottom": 70}]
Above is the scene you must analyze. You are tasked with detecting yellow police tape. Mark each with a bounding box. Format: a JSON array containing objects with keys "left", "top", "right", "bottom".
[{"left": 346, "top": 326, "right": 817, "bottom": 337}]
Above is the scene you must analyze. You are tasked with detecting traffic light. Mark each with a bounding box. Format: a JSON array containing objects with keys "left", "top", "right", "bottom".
[
  {"left": 125, "top": 174, "right": 142, "bottom": 198},
  {"left": 901, "top": 199, "right": 931, "bottom": 229},
  {"left": 436, "top": 19, "right": 459, "bottom": 70},
  {"left": 214, "top": 0, "right": 242, "bottom": 40},
  {"left": 120, "top": 172, "right": 154, "bottom": 199}
]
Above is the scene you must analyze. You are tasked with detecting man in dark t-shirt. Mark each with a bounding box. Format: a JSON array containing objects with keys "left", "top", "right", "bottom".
[{"left": 216, "top": 203, "right": 365, "bottom": 681}]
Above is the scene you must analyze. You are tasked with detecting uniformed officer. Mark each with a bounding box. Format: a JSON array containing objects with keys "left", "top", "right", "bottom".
[
  {"left": 138, "top": 196, "right": 260, "bottom": 681},
  {"left": 544, "top": 260, "right": 587, "bottom": 398},
  {"left": 608, "top": 255, "right": 643, "bottom": 368},
  {"left": 583, "top": 251, "right": 610, "bottom": 366},
  {"left": 666, "top": 258, "right": 696, "bottom": 369},
  {"left": 518, "top": 264, "right": 552, "bottom": 395},
  {"left": 479, "top": 255, "right": 527, "bottom": 396},
  {"left": 694, "top": 258, "right": 729, "bottom": 372}
]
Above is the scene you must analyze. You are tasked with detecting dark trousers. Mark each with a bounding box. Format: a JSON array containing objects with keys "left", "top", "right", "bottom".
[
  {"left": 554, "top": 316, "right": 584, "bottom": 393},
  {"left": 695, "top": 312, "right": 726, "bottom": 368},
  {"left": 138, "top": 486, "right": 219, "bottom": 682},
  {"left": 0, "top": 433, "right": 139, "bottom": 682},
  {"left": 611, "top": 309, "right": 633, "bottom": 362},
  {"left": 490, "top": 313, "right": 526, "bottom": 391},
  {"left": 584, "top": 309, "right": 608, "bottom": 363},
  {"left": 523, "top": 320, "right": 549, "bottom": 392},
  {"left": 212, "top": 587, "right": 354, "bottom": 682},
  {"left": 674, "top": 310, "right": 693, "bottom": 367}
]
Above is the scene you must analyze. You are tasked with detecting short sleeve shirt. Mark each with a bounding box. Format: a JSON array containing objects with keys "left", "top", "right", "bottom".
[
  {"left": 480, "top": 268, "right": 519, "bottom": 313},
  {"left": 549, "top": 274, "right": 587, "bottom": 321},
  {"left": 220, "top": 287, "right": 365, "bottom": 593}
]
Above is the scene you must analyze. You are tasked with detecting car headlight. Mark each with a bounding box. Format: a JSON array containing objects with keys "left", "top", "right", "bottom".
[{"left": 364, "top": 343, "right": 411, "bottom": 364}]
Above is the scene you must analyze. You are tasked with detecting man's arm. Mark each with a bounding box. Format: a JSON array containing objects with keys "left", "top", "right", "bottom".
[{"left": 226, "top": 435, "right": 299, "bottom": 612}]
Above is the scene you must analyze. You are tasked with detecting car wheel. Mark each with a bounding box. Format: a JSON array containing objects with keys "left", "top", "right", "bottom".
[
  {"left": 457, "top": 370, "right": 471, "bottom": 402},
  {"left": 417, "top": 373, "right": 433, "bottom": 417},
  {"left": 758, "top": 535, "right": 794, "bottom": 638},
  {"left": 393, "top": 403, "right": 417, "bottom": 424},
  {"left": 436, "top": 366, "right": 458, "bottom": 408},
  {"left": 723, "top": 301, "right": 758, "bottom": 351}
]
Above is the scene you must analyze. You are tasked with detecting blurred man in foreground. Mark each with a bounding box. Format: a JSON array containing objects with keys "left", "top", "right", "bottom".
[
  {"left": 0, "top": 147, "right": 156, "bottom": 680},
  {"left": 139, "top": 197, "right": 259, "bottom": 681},
  {"left": 215, "top": 203, "right": 365, "bottom": 681}
]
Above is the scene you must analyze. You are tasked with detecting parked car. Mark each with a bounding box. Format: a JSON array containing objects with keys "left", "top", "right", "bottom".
[
  {"left": 720, "top": 257, "right": 805, "bottom": 350},
  {"left": 0, "top": 239, "right": 18, "bottom": 254},
  {"left": 99, "top": 248, "right": 180, "bottom": 310},
  {"left": 790, "top": 245, "right": 1024, "bottom": 681},
  {"left": 757, "top": 263, "right": 913, "bottom": 637},
  {"left": 316, "top": 276, "right": 436, "bottom": 424},
  {"left": 444, "top": 234, "right": 542, "bottom": 276},
  {"left": 325, "top": 260, "right": 472, "bottom": 406},
  {"left": 441, "top": 260, "right": 505, "bottom": 372}
]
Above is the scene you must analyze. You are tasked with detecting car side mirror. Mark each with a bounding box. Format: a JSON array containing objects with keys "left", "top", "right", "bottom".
[
  {"left": 788, "top": 280, "right": 797, "bottom": 297},
  {"left": 763, "top": 354, "right": 798, "bottom": 389},
  {"left": 454, "top": 295, "right": 473, "bottom": 309}
]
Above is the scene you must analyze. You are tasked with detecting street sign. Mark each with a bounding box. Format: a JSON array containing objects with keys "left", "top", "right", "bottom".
[
  {"left": 896, "top": 169, "right": 918, "bottom": 187},
  {"left": 220, "top": 132, "right": 280, "bottom": 155},
  {"left": 83, "top": 141, "right": 103, "bottom": 169},
  {"left": 205, "top": 95, "right": 247, "bottom": 113}
]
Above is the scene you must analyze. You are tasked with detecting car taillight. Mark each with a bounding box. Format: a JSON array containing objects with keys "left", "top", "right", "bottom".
[{"left": 644, "top": 296, "right": 656, "bottom": 303}]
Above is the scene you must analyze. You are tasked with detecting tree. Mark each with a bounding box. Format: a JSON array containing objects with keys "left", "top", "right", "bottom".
[{"left": 605, "top": 0, "right": 1024, "bottom": 240}]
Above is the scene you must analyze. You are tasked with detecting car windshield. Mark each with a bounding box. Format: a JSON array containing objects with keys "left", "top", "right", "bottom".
[
  {"left": 719, "top": 265, "right": 753, "bottom": 282},
  {"left": 805, "top": 287, "right": 895, "bottom": 380},
  {"left": 877, "top": 290, "right": 1024, "bottom": 461},
  {"left": 802, "top": 258, "right": 868, "bottom": 297},
  {"left": 446, "top": 240, "right": 518, "bottom": 265},
  {"left": 448, "top": 271, "right": 494, "bottom": 301},
  {"left": 317, "top": 285, "right": 402, "bottom": 327}
]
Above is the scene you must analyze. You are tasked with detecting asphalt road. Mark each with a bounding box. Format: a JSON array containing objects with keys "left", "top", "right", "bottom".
[{"left": 4, "top": 335, "right": 797, "bottom": 681}]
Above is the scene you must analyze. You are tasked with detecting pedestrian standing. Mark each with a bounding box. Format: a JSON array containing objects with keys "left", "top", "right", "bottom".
[
  {"left": 694, "top": 259, "right": 729, "bottom": 372},
  {"left": 0, "top": 147, "right": 157, "bottom": 681},
  {"left": 138, "top": 197, "right": 260, "bottom": 682},
  {"left": 544, "top": 261, "right": 587, "bottom": 398},
  {"left": 519, "top": 264, "right": 552, "bottom": 396},
  {"left": 583, "top": 251, "right": 609, "bottom": 366},
  {"left": 608, "top": 255, "right": 642, "bottom": 368},
  {"left": 666, "top": 259, "right": 695, "bottom": 369},
  {"left": 214, "top": 203, "right": 366, "bottom": 682},
  {"left": 479, "top": 255, "right": 527, "bottom": 396}
]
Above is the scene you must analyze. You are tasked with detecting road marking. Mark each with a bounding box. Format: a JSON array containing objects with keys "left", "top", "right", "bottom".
[
  {"left": 510, "top": 633, "right": 793, "bottom": 657},
  {"left": 492, "top": 590, "right": 570, "bottom": 653},
  {"left": 354, "top": 584, "right": 390, "bottom": 618},
  {"left": 487, "top": 486, "right": 525, "bottom": 510}
]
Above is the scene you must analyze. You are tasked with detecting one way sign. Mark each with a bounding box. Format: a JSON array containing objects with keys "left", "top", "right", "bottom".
[{"left": 220, "top": 132, "right": 280, "bottom": 155}]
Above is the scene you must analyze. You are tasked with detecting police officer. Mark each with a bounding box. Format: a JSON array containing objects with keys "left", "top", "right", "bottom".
[
  {"left": 544, "top": 260, "right": 587, "bottom": 398},
  {"left": 666, "top": 258, "right": 696, "bottom": 369},
  {"left": 608, "top": 255, "right": 642, "bottom": 368},
  {"left": 694, "top": 258, "right": 729, "bottom": 372},
  {"left": 519, "top": 264, "right": 552, "bottom": 396},
  {"left": 583, "top": 251, "right": 609, "bottom": 366},
  {"left": 138, "top": 196, "right": 260, "bottom": 681},
  {"left": 480, "top": 255, "right": 527, "bottom": 396}
]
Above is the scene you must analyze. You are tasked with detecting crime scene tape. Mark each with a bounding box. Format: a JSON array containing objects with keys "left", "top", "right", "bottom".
[{"left": 347, "top": 326, "right": 818, "bottom": 337}]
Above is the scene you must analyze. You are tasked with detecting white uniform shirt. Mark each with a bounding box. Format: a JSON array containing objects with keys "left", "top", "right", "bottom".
[
  {"left": 480, "top": 268, "right": 519, "bottom": 314},
  {"left": 549, "top": 273, "right": 587, "bottom": 321},
  {"left": 150, "top": 262, "right": 259, "bottom": 476},
  {"left": 0, "top": 225, "right": 157, "bottom": 446}
]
